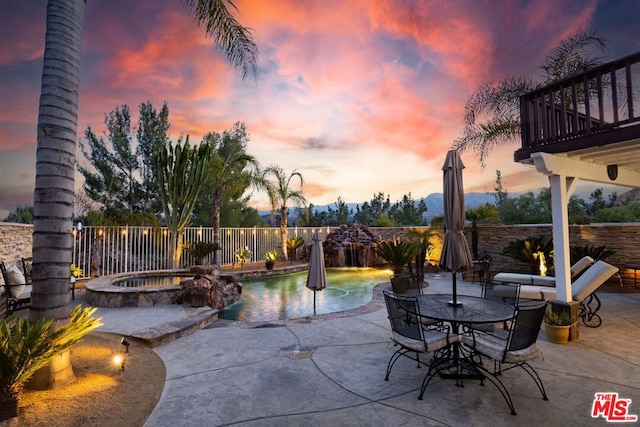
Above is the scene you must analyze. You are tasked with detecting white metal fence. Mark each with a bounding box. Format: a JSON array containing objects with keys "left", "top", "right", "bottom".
[{"left": 71, "top": 226, "right": 333, "bottom": 277}]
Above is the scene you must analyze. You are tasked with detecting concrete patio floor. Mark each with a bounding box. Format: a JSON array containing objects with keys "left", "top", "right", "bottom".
[{"left": 86, "top": 270, "right": 640, "bottom": 426}]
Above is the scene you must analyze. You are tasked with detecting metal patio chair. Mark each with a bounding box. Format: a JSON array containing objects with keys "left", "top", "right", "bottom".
[
  {"left": 383, "top": 291, "right": 458, "bottom": 384},
  {"left": 461, "top": 299, "right": 549, "bottom": 415}
]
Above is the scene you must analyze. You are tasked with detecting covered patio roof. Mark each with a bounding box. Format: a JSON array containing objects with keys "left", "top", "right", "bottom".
[{"left": 515, "top": 51, "right": 640, "bottom": 302}]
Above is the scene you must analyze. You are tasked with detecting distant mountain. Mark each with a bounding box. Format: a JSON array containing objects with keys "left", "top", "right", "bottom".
[{"left": 422, "top": 192, "right": 495, "bottom": 220}]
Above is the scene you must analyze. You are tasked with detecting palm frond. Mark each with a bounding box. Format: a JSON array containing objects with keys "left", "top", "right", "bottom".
[
  {"left": 184, "top": 0, "right": 258, "bottom": 80},
  {"left": 540, "top": 29, "right": 606, "bottom": 83}
]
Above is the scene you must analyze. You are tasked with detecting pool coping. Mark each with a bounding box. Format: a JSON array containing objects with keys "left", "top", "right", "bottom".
[{"left": 87, "top": 264, "right": 393, "bottom": 345}]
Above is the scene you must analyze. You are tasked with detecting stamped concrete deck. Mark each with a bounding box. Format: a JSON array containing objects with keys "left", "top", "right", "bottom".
[{"left": 82, "top": 268, "right": 640, "bottom": 426}]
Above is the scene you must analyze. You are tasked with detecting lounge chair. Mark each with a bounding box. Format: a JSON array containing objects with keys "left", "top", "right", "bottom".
[
  {"left": 493, "top": 256, "right": 594, "bottom": 287},
  {"left": 493, "top": 260, "right": 618, "bottom": 328},
  {"left": 0, "top": 261, "right": 31, "bottom": 317}
]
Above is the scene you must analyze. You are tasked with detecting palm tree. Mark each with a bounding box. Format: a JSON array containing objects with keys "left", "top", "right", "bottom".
[
  {"left": 202, "top": 123, "right": 267, "bottom": 265},
  {"left": 465, "top": 203, "right": 499, "bottom": 259},
  {"left": 263, "top": 166, "right": 307, "bottom": 260},
  {"left": 452, "top": 30, "right": 606, "bottom": 166},
  {"left": 406, "top": 228, "right": 437, "bottom": 283},
  {"left": 31, "top": 0, "right": 257, "bottom": 388}
]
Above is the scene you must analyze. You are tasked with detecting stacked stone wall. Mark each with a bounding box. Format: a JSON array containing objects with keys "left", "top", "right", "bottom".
[{"left": 0, "top": 223, "right": 33, "bottom": 285}]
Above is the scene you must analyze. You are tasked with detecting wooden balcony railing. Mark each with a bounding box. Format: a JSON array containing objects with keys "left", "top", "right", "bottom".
[{"left": 516, "top": 51, "right": 640, "bottom": 162}]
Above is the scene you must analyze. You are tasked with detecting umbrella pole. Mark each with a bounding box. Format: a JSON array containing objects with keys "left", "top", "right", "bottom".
[
  {"left": 449, "top": 272, "right": 462, "bottom": 307},
  {"left": 313, "top": 290, "right": 317, "bottom": 315}
]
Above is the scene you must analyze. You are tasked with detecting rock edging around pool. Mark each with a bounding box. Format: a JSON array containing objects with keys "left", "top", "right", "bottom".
[{"left": 85, "top": 264, "right": 310, "bottom": 308}]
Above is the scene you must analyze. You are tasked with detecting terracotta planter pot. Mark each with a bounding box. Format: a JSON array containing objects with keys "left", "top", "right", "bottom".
[{"left": 545, "top": 323, "right": 570, "bottom": 344}]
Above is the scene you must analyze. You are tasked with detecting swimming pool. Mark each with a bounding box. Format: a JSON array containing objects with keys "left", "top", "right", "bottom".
[{"left": 219, "top": 267, "right": 391, "bottom": 321}]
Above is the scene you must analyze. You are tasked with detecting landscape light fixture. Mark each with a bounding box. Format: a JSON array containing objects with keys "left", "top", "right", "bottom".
[
  {"left": 75, "top": 221, "right": 83, "bottom": 232},
  {"left": 120, "top": 337, "right": 130, "bottom": 353},
  {"left": 113, "top": 354, "right": 126, "bottom": 372}
]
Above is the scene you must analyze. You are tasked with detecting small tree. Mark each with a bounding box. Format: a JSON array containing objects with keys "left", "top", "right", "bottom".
[
  {"left": 465, "top": 203, "right": 499, "bottom": 258},
  {"left": 156, "top": 138, "right": 213, "bottom": 268},
  {"left": 264, "top": 166, "right": 307, "bottom": 260},
  {"left": 406, "top": 228, "right": 436, "bottom": 283}
]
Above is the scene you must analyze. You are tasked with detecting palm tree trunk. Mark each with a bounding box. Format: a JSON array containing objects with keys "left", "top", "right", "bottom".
[
  {"left": 280, "top": 206, "right": 288, "bottom": 259},
  {"left": 212, "top": 191, "right": 222, "bottom": 266},
  {"left": 28, "top": 0, "right": 86, "bottom": 389}
]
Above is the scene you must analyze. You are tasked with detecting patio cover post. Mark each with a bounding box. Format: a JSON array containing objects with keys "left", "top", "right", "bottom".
[{"left": 549, "top": 175, "right": 575, "bottom": 302}]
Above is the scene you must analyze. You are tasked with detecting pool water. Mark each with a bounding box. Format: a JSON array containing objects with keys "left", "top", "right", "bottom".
[{"left": 219, "top": 268, "right": 391, "bottom": 321}]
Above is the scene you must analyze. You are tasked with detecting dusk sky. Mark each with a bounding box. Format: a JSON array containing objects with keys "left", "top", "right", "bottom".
[{"left": 1, "top": 0, "right": 639, "bottom": 219}]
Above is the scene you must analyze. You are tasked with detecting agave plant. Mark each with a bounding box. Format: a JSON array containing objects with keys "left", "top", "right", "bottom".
[
  {"left": 286, "top": 237, "right": 305, "bottom": 262},
  {"left": 0, "top": 306, "right": 102, "bottom": 421},
  {"left": 375, "top": 240, "right": 419, "bottom": 277},
  {"left": 501, "top": 236, "right": 554, "bottom": 274}
]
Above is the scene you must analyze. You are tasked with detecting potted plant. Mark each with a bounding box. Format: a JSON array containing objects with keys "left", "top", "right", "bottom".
[
  {"left": 234, "top": 246, "right": 252, "bottom": 269},
  {"left": 374, "top": 240, "right": 419, "bottom": 293},
  {"left": 265, "top": 250, "right": 278, "bottom": 270},
  {"left": 544, "top": 305, "right": 571, "bottom": 344},
  {"left": 184, "top": 241, "right": 219, "bottom": 265}
]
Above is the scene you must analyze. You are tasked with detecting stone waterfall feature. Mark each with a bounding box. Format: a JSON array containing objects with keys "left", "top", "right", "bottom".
[{"left": 322, "top": 224, "right": 383, "bottom": 267}]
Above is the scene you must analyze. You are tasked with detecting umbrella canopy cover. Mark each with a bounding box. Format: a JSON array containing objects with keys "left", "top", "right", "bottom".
[
  {"left": 439, "top": 150, "right": 473, "bottom": 273},
  {"left": 306, "top": 231, "right": 327, "bottom": 292}
]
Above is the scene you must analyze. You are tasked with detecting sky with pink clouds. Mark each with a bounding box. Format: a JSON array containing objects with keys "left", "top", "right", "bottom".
[{"left": 1, "top": 0, "right": 639, "bottom": 219}]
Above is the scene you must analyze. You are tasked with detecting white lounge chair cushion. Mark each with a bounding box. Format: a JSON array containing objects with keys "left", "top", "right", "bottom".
[
  {"left": 493, "top": 256, "right": 595, "bottom": 288},
  {"left": 514, "top": 260, "right": 618, "bottom": 302},
  {"left": 493, "top": 272, "right": 555, "bottom": 287},
  {"left": 571, "top": 256, "right": 594, "bottom": 278},
  {"left": 571, "top": 260, "right": 618, "bottom": 301},
  {"left": 12, "top": 285, "right": 32, "bottom": 300},
  {"left": 4, "top": 264, "right": 28, "bottom": 298}
]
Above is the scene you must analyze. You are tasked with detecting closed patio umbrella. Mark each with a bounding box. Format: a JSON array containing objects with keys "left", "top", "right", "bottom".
[
  {"left": 439, "top": 150, "right": 473, "bottom": 306},
  {"left": 306, "top": 231, "right": 327, "bottom": 314}
]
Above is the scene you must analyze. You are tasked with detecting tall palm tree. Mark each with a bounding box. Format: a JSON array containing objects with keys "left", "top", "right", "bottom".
[
  {"left": 31, "top": 0, "right": 257, "bottom": 388},
  {"left": 202, "top": 124, "right": 267, "bottom": 265},
  {"left": 452, "top": 30, "right": 606, "bottom": 166},
  {"left": 263, "top": 166, "right": 307, "bottom": 260}
]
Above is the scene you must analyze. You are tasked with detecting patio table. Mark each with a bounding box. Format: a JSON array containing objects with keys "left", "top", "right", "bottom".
[{"left": 412, "top": 294, "right": 515, "bottom": 389}]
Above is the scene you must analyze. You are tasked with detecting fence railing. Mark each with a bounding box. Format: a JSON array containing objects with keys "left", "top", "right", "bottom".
[
  {"left": 71, "top": 226, "right": 333, "bottom": 278},
  {"left": 516, "top": 51, "right": 640, "bottom": 161}
]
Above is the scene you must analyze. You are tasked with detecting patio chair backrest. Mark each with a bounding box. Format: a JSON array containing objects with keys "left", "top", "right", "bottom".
[
  {"left": 506, "top": 299, "right": 548, "bottom": 353},
  {"left": 383, "top": 291, "right": 424, "bottom": 342},
  {"left": 570, "top": 256, "right": 595, "bottom": 279},
  {"left": 571, "top": 260, "right": 618, "bottom": 302},
  {"left": 483, "top": 281, "right": 521, "bottom": 306}
]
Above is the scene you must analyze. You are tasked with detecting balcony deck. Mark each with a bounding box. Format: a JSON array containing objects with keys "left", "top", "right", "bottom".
[{"left": 516, "top": 51, "right": 640, "bottom": 187}]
